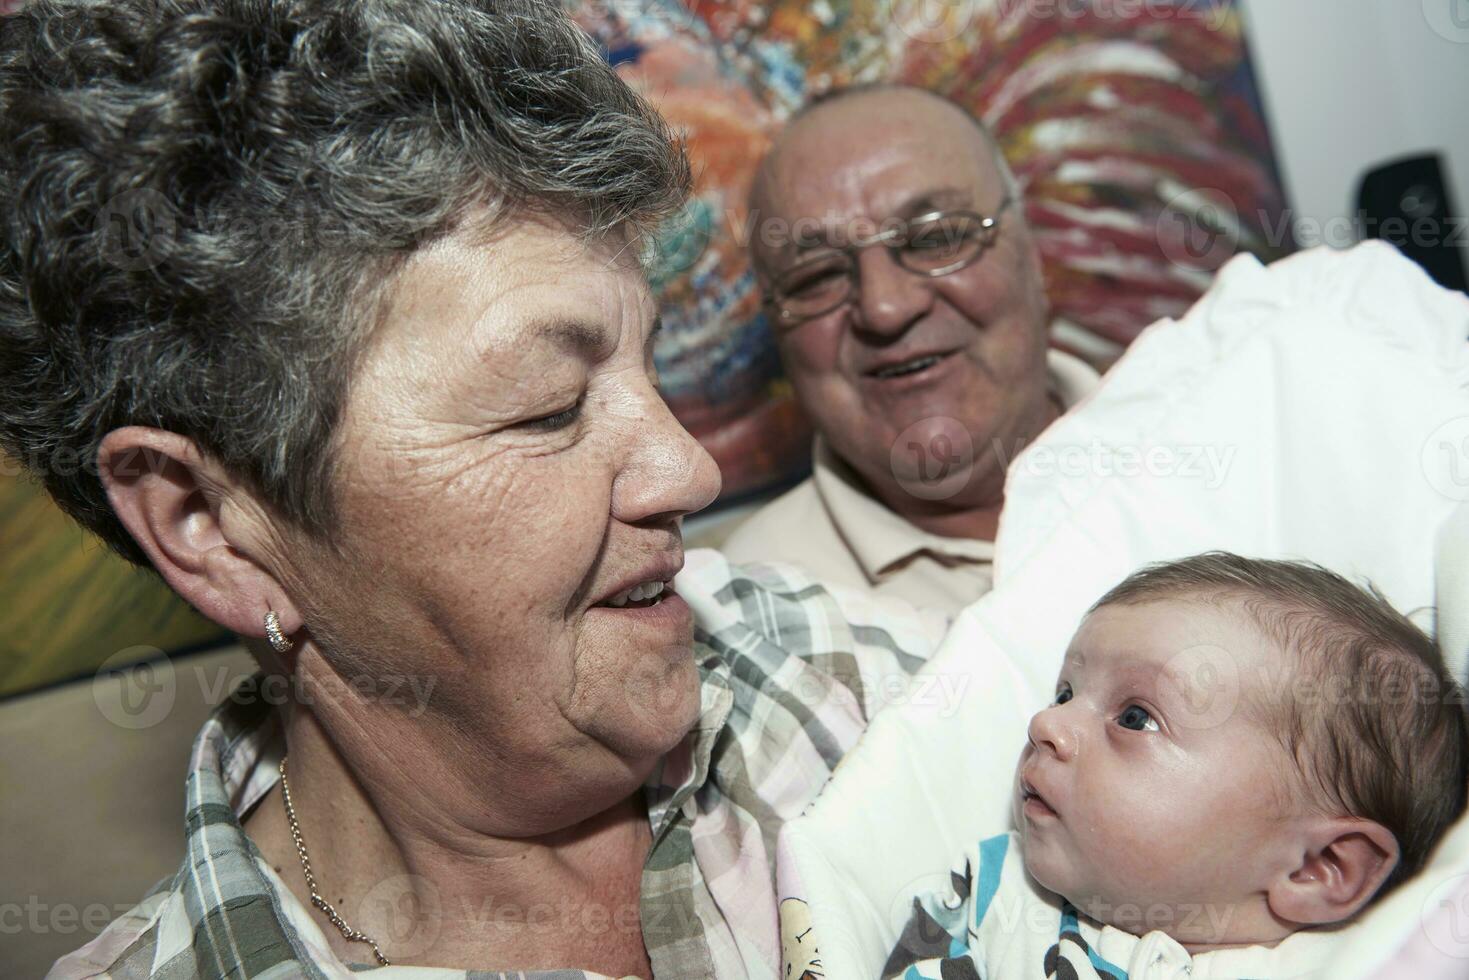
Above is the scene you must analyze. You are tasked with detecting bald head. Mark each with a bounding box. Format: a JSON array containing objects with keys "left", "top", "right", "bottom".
[
  {"left": 773, "top": 85, "right": 1012, "bottom": 185},
  {"left": 749, "top": 85, "right": 1017, "bottom": 279}
]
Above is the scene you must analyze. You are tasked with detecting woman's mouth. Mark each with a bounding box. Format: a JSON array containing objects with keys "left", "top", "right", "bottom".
[
  {"left": 585, "top": 557, "right": 691, "bottom": 639},
  {"left": 587, "top": 581, "right": 692, "bottom": 644},
  {"left": 598, "top": 578, "right": 673, "bottom": 609}
]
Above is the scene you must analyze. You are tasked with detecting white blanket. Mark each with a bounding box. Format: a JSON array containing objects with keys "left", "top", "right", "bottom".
[{"left": 776, "top": 241, "right": 1469, "bottom": 979}]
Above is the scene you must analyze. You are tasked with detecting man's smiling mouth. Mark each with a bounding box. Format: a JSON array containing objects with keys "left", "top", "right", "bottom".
[{"left": 865, "top": 350, "right": 956, "bottom": 380}]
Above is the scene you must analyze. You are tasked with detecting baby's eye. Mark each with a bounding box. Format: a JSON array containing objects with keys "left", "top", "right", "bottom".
[
  {"left": 1117, "top": 705, "right": 1159, "bottom": 732},
  {"left": 1053, "top": 683, "right": 1073, "bottom": 706}
]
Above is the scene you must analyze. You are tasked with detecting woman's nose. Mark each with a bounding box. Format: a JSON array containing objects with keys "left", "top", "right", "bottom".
[
  {"left": 613, "top": 387, "right": 722, "bottom": 526},
  {"left": 1027, "top": 704, "right": 1078, "bottom": 762}
]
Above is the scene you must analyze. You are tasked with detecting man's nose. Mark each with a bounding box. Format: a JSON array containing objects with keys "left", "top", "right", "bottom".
[
  {"left": 1027, "top": 703, "right": 1078, "bottom": 762},
  {"left": 851, "top": 245, "right": 933, "bottom": 340}
]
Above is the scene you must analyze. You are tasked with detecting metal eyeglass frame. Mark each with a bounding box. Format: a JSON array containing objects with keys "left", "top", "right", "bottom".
[{"left": 766, "top": 195, "right": 1016, "bottom": 324}]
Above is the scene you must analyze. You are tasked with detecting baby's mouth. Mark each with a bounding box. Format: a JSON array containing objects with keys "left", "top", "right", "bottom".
[{"left": 1021, "top": 778, "right": 1058, "bottom": 819}]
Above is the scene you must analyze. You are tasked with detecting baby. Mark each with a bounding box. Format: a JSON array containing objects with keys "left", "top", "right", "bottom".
[{"left": 884, "top": 552, "right": 1469, "bottom": 979}]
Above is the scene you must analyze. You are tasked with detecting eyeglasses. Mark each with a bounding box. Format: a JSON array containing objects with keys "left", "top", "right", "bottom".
[{"left": 766, "top": 196, "right": 1015, "bottom": 323}]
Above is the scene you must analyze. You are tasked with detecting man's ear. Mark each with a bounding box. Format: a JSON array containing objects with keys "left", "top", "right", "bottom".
[
  {"left": 97, "top": 426, "right": 305, "bottom": 647},
  {"left": 1267, "top": 818, "right": 1399, "bottom": 926}
]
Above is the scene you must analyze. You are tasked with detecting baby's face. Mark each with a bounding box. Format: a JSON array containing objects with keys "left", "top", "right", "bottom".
[{"left": 1014, "top": 599, "right": 1306, "bottom": 940}]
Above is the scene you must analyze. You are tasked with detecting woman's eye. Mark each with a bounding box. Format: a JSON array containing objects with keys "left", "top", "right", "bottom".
[
  {"left": 1053, "top": 684, "right": 1072, "bottom": 706},
  {"left": 1117, "top": 705, "right": 1159, "bottom": 732},
  {"left": 522, "top": 400, "right": 582, "bottom": 432}
]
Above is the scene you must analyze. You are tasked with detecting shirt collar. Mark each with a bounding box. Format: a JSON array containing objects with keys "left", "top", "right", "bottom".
[
  {"left": 178, "top": 693, "right": 329, "bottom": 977},
  {"left": 811, "top": 436, "right": 995, "bottom": 582}
]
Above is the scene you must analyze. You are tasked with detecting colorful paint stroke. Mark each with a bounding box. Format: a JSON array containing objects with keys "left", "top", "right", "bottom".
[{"left": 571, "top": 0, "right": 1291, "bottom": 503}]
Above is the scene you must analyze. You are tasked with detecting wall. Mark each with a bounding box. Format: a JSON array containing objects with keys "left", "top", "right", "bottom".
[{"left": 1241, "top": 0, "right": 1469, "bottom": 256}]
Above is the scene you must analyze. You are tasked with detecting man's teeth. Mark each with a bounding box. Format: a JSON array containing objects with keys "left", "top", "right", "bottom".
[
  {"left": 873, "top": 354, "right": 943, "bottom": 379},
  {"left": 605, "top": 580, "right": 667, "bottom": 608}
]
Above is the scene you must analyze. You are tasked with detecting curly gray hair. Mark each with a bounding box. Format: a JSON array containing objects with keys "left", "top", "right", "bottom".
[{"left": 0, "top": 0, "right": 691, "bottom": 566}]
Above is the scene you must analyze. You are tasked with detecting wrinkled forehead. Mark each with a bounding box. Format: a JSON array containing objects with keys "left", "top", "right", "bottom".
[
  {"left": 755, "top": 91, "right": 1008, "bottom": 229},
  {"left": 364, "top": 211, "right": 655, "bottom": 368}
]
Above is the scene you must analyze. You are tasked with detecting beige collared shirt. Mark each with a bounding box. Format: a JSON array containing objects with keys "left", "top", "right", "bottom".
[{"left": 723, "top": 349, "right": 1100, "bottom": 622}]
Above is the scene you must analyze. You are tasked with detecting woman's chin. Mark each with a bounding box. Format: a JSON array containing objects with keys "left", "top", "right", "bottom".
[
  {"left": 576, "top": 643, "right": 703, "bottom": 764},
  {"left": 628, "top": 653, "right": 705, "bottom": 755}
]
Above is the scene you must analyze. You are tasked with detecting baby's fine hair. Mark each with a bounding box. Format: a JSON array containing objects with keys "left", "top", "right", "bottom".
[{"left": 1092, "top": 551, "right": 1468, "bottom": 894}]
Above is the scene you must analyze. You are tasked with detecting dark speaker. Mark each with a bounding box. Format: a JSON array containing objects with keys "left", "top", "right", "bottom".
[{"left": 1355, "top": 153, "right": 1468, "bottom": 294}]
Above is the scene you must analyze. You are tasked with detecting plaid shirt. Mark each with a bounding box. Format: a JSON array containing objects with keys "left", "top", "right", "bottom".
[{"left": 50, "top": 550, "right": 940, "bottom": 980}]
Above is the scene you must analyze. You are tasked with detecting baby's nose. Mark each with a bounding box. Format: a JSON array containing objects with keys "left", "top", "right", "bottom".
[{"left": 1027, "top": 704, "right": 1078, "bottom": 762}]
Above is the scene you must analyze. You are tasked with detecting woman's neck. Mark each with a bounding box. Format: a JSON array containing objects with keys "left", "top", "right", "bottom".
[{"left": 243, "top": 684, "right": 655, "bottom": 976}]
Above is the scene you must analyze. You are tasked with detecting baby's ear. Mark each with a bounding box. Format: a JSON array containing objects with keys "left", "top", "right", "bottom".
[{"left": 1267, "top": 818, "right": 1399, "bottom": 926}]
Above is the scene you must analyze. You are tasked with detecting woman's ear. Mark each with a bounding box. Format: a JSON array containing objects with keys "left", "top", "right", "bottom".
[
  {"left": 97, "top": 426, "right": 305, "bottom": 646},
  {"left": 1267, "top": 818, "right": 1399, "bottom": 926}
]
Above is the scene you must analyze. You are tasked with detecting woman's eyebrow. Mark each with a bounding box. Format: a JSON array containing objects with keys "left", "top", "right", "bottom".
[{"left": 527, "top": 317, "right": 618, "bottom": 361}]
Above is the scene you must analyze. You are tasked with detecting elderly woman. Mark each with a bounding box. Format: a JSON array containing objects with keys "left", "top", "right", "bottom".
[{"left": 0, "top": 2, "right": 935, "bottom": 977}]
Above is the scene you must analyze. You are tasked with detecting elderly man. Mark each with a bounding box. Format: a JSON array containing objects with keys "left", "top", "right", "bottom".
[{"left": 724, "top": 85, "right": 1097, "bottom": 617}]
